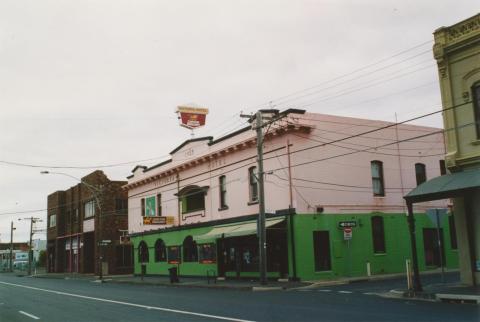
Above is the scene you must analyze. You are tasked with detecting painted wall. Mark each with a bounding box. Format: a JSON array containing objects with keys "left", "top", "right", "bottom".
[
  {"left": 127, "top": 112, "right": 448, "bottom": 236},
  {"left": 291, "top": 213, "right": 458, "bottom": 281},
  {"left": 131, "top": 212, "right": 458, "bottom": 280},
  {"left": 433, "top": 13, "right": 480, "bottom": 169}
]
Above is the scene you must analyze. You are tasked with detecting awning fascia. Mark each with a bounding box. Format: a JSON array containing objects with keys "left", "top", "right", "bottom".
[
  {"left": 404, "top": 169, "right": 480, "bottom": 204},
  {"left": 193, "top": 217, "right": 285, "bottom": 242}
]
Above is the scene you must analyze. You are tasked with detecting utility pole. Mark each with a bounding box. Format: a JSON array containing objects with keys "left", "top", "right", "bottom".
[
  {"left": 255, "top": 111, "right": 267, "bottom": 285},
  {"left": 10, "top": 221, "right": 15, "bottom": 272},
  {"left": 241, "top": 109, "right": 285, "bottom": 285},
  {"left": 19, "top": 217, "right": 41, "bottom": 276}
]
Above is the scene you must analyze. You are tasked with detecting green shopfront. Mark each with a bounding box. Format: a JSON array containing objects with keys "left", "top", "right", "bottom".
[{"left": 130, "top": 212, "right": 459, "bottom": 281}]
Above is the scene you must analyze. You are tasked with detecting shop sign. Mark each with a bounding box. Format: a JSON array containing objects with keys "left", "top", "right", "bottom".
[
  {"left": 176, "top": 106, "right": 209, "bottom": 129},
  {"left": 143, "top": 216, "right": 175, "bottom": 225}
]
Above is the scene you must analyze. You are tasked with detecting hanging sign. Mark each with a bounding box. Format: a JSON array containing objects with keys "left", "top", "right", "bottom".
[{"left": 176, "top": 106, "right": 209, "bottom": 129}]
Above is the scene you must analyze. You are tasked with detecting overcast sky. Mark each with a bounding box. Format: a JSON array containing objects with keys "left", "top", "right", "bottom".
[{"left": 0, "top": 1, "right": 478, "bottom": 242}]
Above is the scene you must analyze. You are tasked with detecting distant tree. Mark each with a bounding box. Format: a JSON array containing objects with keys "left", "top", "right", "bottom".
[{"left": 38, "top": 250, "right": 47, "bottom": 267}]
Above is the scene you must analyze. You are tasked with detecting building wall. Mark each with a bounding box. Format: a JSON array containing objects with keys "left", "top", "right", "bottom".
[
  {"left": 434, "top": 13, "right": 480, "bottom": 285},
  {"left": 130, "top": 212, "right": 458, "bottom": 280},
  {"left": 46, "top": 170, "right": 131, "bottom": 275},
  {"left": 127, "top": 112, "right": 448, "bottom": 235},
  {"left": 434, "top": 14, "right": 480, "bottom": 170}
]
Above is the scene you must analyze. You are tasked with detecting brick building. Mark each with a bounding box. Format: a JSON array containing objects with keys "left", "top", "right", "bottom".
[{"left": 46, "top": 170, "right": 132, "bottom": 275}]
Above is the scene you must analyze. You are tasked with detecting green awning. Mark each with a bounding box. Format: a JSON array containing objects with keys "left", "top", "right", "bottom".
[
  {"left": 404, "top": 169, "right": 480, "bottom": 203},
  {"left": 194, "top": 217, "right": 285, "bottom": 242}
]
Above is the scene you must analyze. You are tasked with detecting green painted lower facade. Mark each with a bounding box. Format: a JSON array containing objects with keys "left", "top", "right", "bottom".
[{"left": 131, "top": 212, "right": 459, "bottom": 281}]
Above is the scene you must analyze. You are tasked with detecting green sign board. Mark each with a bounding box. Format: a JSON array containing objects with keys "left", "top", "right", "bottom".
[{"left": 145, "top": 196, "right": 156, "bottom": 217}]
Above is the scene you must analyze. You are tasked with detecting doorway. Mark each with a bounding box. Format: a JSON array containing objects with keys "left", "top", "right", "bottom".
[{"left": 423, "top": 228, "right": 445, "bottom": 267}]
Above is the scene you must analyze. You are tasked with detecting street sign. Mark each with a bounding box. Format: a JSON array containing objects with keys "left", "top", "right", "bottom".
[
  {"left": 98, "top": 240, "right": 111, "bottom": 246},
  {"left": 338, "top": 221, "right": 357, "bottom": 228},
  {"left": 343, "top": 227, "right": 352, "bottom": 240},
  {"left": 426, "top": 208, "right": 448, "bottom": 225}
]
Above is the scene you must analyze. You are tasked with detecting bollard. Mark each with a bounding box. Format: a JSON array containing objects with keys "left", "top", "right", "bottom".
[{"left": 366, "top": 261, "right": 371, "bottom": 277}]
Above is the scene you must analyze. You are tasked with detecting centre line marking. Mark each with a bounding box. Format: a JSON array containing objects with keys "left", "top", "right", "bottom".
[
  {"left": 19, "top": 311, "right": 40, "bottom": 320},
  {"left": 0, "top": 281, "right": 254, "bottom": 322},
  {"left": 338, "top": 291, "right": 353, "bottom": 294}
]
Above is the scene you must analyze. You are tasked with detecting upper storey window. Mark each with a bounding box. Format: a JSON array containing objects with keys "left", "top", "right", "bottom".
[
  {"left": 473, "top": 83, "right": 480, "bottom": 138},
  {"left": 370, "top": 161, "right": 385, "bottom": 196}
]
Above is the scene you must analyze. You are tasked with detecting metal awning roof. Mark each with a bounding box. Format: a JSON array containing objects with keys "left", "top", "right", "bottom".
[
  {"left": 193, "top": 217, "right": 285, "bottom": 242},
  {"left": 404, "top": 169, "right": 480, "bottom": 203}
]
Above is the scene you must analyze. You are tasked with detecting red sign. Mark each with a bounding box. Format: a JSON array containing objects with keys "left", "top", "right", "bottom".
[
  {"left": 343, "top": 227, "right": 352, "bottom": 240},
  {"left": 177, "top": 106, "right": 209, "bottom": 129}
]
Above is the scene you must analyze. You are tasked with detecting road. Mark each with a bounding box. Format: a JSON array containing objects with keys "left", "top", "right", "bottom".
[{"left": 0, "top": 273, "right": 478, "bottom": 322}]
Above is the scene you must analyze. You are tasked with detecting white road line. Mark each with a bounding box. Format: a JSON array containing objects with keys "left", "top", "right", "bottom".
[
  {"left": 363, "top": 292, "right": 377, "bottom": 296},
  {"left": 19, "top": 311, "right": 40, "bottom": 320},
  {"left": 317, "top": 289, "right": 331, "bottom": 292},
  {"left": 338, "top": 291, "right": 353, "bottom": 294},
  {"left": 0, "top": 281, "right": 254, "bottom": 322}
]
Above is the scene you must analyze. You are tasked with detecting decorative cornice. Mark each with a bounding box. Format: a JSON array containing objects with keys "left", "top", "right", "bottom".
[
  {"left": 123, "top": 123, "right": 312, "bottom": 191},
  {"left": 446, "top": 14, "right": 480, "bottom": 43}
]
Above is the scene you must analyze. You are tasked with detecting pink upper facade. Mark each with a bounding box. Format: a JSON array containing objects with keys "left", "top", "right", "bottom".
[{"left": 125, "top": 109, "right": 448, "bottom": 234}]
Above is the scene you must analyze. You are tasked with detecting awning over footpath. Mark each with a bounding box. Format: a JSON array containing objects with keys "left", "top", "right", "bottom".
[
  {"left": 193, "top": 217, "right": 285, "bottom": 242},
  {"left": 404, "top": 169, "right": 480, "bottom": 203}
]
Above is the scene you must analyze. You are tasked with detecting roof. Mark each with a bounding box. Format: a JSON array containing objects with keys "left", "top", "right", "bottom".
[
  {"left": 404, "top": 168, "right": 480, "bottom": 203},
  {"left": 169, "top": 136, "right": 213, "bottom": 155}
]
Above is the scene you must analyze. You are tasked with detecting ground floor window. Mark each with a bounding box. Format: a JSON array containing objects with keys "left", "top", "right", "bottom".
[
  {"left": 313, "top": 231, "right": 331, "bottom": 271},
  {"left": 138, "top": 241, "right": 149, "bottom": 263},
  {"left": 198, "top": 243, "right": 216, "bottom": 264},
  {"left": 168, "top": 246, "right": 181, "bottom": 264}
]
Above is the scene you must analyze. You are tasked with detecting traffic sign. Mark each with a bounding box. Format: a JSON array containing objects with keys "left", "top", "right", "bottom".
[
  {"left": 343, "top": 227, "right": 352, "bottom": 240},
  {"left": 338, "top": 221, "right": 357, "bottom": 228}
]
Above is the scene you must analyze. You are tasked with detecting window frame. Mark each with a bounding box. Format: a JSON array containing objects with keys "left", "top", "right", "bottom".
[
  {"left": 48, "top": 214, "right": 57, "bottom": 228},
  {"left": 219, "top": 175, "right": 227, "bottom": 209},
  {"left": 415, "top": 163, "right": 427, "bottom": 186},
  {"left": 84, "top": 200, "right": 96, "bottom": 219},
  {"left": 138, "top": 241, "right": 149, "bottom": 263},
  {"left": 154, "top": 239, "right": 167, "bottom": 262},
  {"left": 371, "top": 215, "right": 386, "bottom": 254},
  {"left": 472, "top": 82, "right": 480, "bottom": 138},
  {"left": 180, "top": 187, "right": 206, "bottom": 214},
  {"left": 248, "top": 166, "right": 259, "bottom": 203},
  {"left": 156, "top": 193, "right": 162, "bottom": 216},
  {"left": 198, "top": 243, "right": 217, "bottom": 264},
  {"left": 370, "top": 161, "right": 385, "bottom": 196}
]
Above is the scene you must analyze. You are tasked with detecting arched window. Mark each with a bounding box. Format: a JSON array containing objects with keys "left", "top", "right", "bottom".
[
  {"left": 248, "top": 166, "right": 258, "bottom": 202},
  {"left": 370, "top": 161, "right": 385, "bottom": 196},
  {"left": 415, "top": 163, "right": 427, "bottom": 186},
  {"left": 182, "top": 236, "right": 198, "bottom": 262},
  {"left": 371, "top": 216, "right": 386, "bottom": 253},
  {"left": 138, "top": 241, "right": 149, "bottom": 263},
  {"left": 154, "top": 239, "right": 166, "bottom": 262}
]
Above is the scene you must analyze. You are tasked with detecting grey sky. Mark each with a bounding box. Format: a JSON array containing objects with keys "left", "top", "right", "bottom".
[{"left": 0, "top": 1, "right": 478, "bottom": 241}]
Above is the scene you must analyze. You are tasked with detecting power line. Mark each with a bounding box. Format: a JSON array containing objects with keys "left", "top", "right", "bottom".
[
  {"left": 249, "top": 40, "right": 433, "bottom": 110},
  {"left": 270, "top": 51, "right": 433, "bottom": 109}
]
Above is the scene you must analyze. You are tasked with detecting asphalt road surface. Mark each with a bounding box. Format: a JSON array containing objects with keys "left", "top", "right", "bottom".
[{"left": 0, "top": 274, "right": 478, "bottom": 322}]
